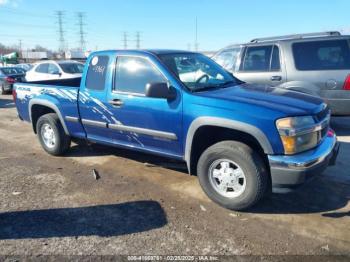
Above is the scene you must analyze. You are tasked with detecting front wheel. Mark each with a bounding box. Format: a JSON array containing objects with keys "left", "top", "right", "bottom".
[
  {"left": 197, "top": 141, "right": 268, "bottom": 211},
  {"left": 36, "top": 113, "right": 71, "bottom": 156}
]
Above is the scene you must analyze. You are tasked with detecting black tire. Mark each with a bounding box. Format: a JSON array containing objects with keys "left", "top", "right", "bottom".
[
  {"left": 36, "top": 113, "right": 71, "bottom": 156},
  {"left": 197, "top": 141, "right": 268, "bottom": 211}
]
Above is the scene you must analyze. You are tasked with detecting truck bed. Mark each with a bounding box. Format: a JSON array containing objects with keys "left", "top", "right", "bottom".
[{"left": 14, "top": 78, "right": 85, "bottom": 138}]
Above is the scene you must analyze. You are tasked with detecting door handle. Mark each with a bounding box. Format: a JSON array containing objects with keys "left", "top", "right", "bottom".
[
  {"left": 109, "top": 99, "right": 124, "bottom": 107},
  {"left": 271, "top": 76, "right": 282, "bottom": 81}
]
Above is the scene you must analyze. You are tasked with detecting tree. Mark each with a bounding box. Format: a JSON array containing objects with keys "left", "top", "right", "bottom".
[
  {"left": 0, "top": 43, "right": 18, "bottom": 55},
  {"left": 33, "top": 45, "right": 49, "bottom": 52}
]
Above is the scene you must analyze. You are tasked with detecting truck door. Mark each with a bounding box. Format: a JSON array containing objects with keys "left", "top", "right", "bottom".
[
  {"left": 106, "top": 55, "right": 183, "bottom": 158},
  {"left": 78, "top": 54, "right": 117, "bottom": 144},
  {"left": 234, "top": 45, "right": 286, "bottom": 87}
]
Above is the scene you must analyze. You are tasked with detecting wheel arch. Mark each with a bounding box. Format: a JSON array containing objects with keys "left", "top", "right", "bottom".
[
  {"left": 29, "top": 99, "right": 69, "bottom": 135},
  {"left": 184, "top": 117, "right": 274, "bottom": 175}
]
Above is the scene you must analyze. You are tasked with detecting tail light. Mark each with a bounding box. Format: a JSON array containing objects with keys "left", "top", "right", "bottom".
[
  {"left": 12, "top": 88, "right": 17, "bottom": 102},
  {"left": 343, "top": 74, "right": 350, "bottom": 90},
  {"left": 6, "top": 77, "right": 16, "bottom": 84}
]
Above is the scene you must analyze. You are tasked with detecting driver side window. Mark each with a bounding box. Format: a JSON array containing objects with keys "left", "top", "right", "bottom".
[
  {"left": 48, "top": 64, "right": 60, "bottom": 74},
  {"left": 35, "top": 63, "right": 49, "bottom": 74},
  {"left": 114, "top": 56, "right": 166, "bottom": 95}
]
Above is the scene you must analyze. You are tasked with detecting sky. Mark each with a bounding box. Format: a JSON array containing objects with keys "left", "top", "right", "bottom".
[{"left": 1, "top": 0, "right": 350, "bottom": 52}]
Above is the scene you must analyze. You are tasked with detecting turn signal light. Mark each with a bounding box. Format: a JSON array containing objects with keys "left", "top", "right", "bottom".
[{"left": 280, "top": 136, "right": 296, "bottom": 154}]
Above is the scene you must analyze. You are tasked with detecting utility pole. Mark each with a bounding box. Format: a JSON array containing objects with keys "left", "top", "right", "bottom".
[
  {"left": 77, "top": 12, "right": 87, "bottom": 52},
  {"left": 18, "top": 39, "right": 22, "bottom": 62},
  {"left": 194, "top": 17, "right": 199, "bottom": 51},
  {"left": 18, "top": 39, "right": 22, "bottom": 53},
  {"left": 55, "top": 11, "right": 66, "bottom": 52},
  {"left": 122, "top": 32, "right": 128, "bottom": 49},
  {"left": 135, "top": 31, "right": 141, "bottom": 49}
]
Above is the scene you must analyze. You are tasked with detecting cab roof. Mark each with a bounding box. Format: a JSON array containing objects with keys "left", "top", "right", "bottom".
[{"left": 93, "top": 49, "right": 197, "bottom": 56}]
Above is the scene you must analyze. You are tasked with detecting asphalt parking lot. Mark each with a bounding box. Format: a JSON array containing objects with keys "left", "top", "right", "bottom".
[{"left": 0, "top": 94, "right": 349, "bottom": 256}]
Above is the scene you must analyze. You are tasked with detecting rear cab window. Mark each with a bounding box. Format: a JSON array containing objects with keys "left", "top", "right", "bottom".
[
  {"left": 292, "top": 39, "right": 350, "bottom": 70},
  {"left": 85, "top": 55, "right": 110, "bottom": 91},
  {"left": 240, "top": 45, "right": 281, "bottom": 72}
]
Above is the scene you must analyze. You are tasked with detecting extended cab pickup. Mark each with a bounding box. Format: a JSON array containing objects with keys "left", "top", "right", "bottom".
[{"left": 13, "top": 50, "right": 340, "bottom": 210}]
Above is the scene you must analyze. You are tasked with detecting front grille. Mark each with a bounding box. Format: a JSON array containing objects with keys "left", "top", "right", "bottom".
[
  {"left": 315, "top": 105, "right": 330, "bottom": 143},
  {"left": 315, "top": 105, "right": 330, "bottom": 122}
]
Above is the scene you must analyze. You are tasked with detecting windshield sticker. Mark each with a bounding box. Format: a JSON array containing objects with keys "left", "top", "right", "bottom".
[{"left": 91, "top": 56, "right": 99, "bottom": 66}]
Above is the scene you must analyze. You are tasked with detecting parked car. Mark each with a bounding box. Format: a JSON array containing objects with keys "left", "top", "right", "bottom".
[
  {"left": 13, "top": 50, "right": 339, "bottom": 210},
  {"left": 0, "top": 67, "right": 26, "bottom": 94},
  {"left": 212, "top": 31, "right": 350, "bottom": 115},
  {"left": 25, "top": 60, "right": 84, "bottom": 82},
  {"left": 16, "top": 63, "right": 33, "bottom": 72}
]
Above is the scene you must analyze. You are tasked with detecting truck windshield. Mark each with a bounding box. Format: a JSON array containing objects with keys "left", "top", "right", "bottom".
[
  {"left": 158, "top": 53, "right": 238, "bottom": 91},
  {"left": 59, "top": 63, "right": 84, "bottom": 74}
]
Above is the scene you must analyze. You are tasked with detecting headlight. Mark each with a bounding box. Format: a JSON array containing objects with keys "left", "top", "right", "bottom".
[{"left": 276, "top": 116, "right": 320, "bottom": 154}]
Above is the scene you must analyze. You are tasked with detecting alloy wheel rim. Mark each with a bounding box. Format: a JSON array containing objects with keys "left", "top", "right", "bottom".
[
  {"left": 41, "top": 123, "right": 56, "bottom": 149},
  {"left": 208, "top": 159, "right": 246, "bottom": 198}
]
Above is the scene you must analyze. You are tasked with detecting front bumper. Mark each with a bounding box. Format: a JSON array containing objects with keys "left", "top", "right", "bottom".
[{"left": 268, "top": 131, "right": 339, "bottom": 193}]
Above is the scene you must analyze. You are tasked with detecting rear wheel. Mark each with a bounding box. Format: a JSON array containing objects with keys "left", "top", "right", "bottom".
[
  {"left": 36, "top": 113, "right": 71, "bottom": 156},
  {"left": 197, "top": 141, "right": 268, "bottom": 210}
]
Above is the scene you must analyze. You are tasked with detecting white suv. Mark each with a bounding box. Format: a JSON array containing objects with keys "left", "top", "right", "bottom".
[{"left": 25, "top": 60, "right": 84, "bottom": 82}]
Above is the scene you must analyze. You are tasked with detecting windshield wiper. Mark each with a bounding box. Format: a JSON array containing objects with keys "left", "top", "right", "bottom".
[
  {"left": 220, "top": 80, "right": 237, "bottom": 87},
  {"left": 192, "top": 85, "right": 220, "bottom": 92}
]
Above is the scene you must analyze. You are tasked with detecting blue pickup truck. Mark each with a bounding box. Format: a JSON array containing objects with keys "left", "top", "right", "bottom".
[{"left": 13, "top": 50, "right": 339, "bottom": 210}]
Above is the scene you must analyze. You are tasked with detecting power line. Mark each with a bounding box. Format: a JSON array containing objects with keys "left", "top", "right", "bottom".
[
  {"left": 122, "top": 32, "right": 128, "bottom": 49},
  {"left": 55, "top": 11, "right": 66, "bottom": 52},
  {"left": 135, "top": 31, "right": 141, "bottom": 49},
  {"left": 0, "top": 19, "right": 55, "bottom": 29},
  {"left": 77, "top": 12, "right": 87, "bottom": 51},
  {"left": 0, "top": 33, "right": 55, "bottom": 38},
  {"left": 0, "top": 6, "right": 53, "bottom": 19}
]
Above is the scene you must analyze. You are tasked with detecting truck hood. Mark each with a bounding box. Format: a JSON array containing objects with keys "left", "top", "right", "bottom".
[{"left": 195, "top": 83, "right": 325, "bottom": 115}]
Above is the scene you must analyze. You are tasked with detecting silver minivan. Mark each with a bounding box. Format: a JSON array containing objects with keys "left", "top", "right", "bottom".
[{"left": 213, "top": 31, "right": 350, "bottom": 115}]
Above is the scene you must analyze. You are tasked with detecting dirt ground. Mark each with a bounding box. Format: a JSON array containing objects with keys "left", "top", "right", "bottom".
[{"left": 0, "top": 94, "right": 349, "bottom": 258}]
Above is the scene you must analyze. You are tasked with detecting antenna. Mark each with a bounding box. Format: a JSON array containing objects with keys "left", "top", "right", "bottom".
[
  {"left": 55, "top": 11, "right": 66, "bottom": 52},
  {"left": 77, "top": 12, "right": 87, "bottom": 51}
]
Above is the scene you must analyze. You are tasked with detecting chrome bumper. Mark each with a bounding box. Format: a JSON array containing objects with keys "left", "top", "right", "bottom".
[{"left": 268, "top": 132, "right": 339, "bottom": 191}]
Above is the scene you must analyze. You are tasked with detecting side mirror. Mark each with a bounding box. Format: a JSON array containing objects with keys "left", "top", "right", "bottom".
[
  {"left": 145, "top": 82, "right": 176, "bottom": 99},
  {"left": 52, "top": 71, "right": 62, "bottom": 76}
]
